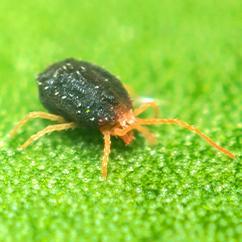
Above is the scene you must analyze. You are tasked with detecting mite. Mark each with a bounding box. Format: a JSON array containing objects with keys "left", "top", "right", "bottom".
[{"left": 9, "top": 58, "right": 235, "bottom": 178}]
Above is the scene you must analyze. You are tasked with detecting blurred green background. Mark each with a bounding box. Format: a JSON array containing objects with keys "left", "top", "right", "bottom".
[{"left": 0, "top": 0, "right": 241, "bottom": 241}]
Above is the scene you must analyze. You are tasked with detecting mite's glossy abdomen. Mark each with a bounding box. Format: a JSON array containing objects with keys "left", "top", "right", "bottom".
[{"left": 37, "top": 58, "right": 132, "bottom": 128}]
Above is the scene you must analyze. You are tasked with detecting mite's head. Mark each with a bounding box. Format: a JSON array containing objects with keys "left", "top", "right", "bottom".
[
  {"left": 116, "top": 108, "right": 136, "bottom": 129},
  {"left": 99, "top": 107, "right": 137, "bottom": 145},
  {"left": 114, "top": 108, "right": 136, "bottom": 145}
]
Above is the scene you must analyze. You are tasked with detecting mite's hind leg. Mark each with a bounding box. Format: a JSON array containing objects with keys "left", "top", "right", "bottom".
[
  {"left": 19, "top": 122, "right": 77, "bottom": 150},
  {"left": 134, "top": 102, "right": 159, "bottom": 117},
  {"left": 101, "top": 131, "right": 111, "bottom": 179},
  {"left": 9, "top": 112, "right": 66, "bottom": 138}
]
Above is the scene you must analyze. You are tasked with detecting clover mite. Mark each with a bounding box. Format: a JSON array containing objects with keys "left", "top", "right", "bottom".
[{"left": 9, "top": 58, "right": 235, "bottom": 178}]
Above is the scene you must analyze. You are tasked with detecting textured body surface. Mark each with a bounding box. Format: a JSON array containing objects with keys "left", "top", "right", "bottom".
[{"left": 38, "top": 59, "right": 132, "bottom": 128}]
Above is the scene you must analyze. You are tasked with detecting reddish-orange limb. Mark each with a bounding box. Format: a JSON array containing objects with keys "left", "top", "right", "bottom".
[
  {"left": 134, "top": 102, "right": 159, "bottom": 117},
  {"left": 9, "top": 112, "right": 66, "bottom": 138},
  {"left": 110, "top": 123, "right": 156, "bottom": 145},
  {"left": 19, "top": 122, "right": 77, "bottom": 150},
  {"left": 101, "top": 131, "right": 111, "bottom": 178},
  {"left": 137, "top": 118, "right": 235, "bottom": 158},
  {"left": 119, "top": 131, "right": 135, "bottom": 145},
  {"left": 135, "top": 126, "right": 157, "bottom": 145},
  {"left": 110, "top": 124, "right": 138, "bottom": 137}
]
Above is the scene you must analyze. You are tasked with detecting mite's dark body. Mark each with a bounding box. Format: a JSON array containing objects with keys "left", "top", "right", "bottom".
[{"left": 37, "top": 58, "right": 132, "bottom": 128}]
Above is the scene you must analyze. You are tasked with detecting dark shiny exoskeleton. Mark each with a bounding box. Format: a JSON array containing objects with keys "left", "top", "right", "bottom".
[{"left": 37, "top": 58, "right": 132, "bottom": 128}]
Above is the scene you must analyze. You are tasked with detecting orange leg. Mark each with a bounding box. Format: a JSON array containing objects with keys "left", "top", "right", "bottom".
[
  {"left": 110, "top": 123, "right": 156, "bottom": 145},
  {"left": 101, "top": 131, "right": 111, "bottom": 178},
  {"left": 119, "top": 131, "right": 135, "bottom": 145},
  {"left": 9, "top": 112, "right": 66, "bottom": 138},
  {"left": 134, "top": 102, "right": 159, "bottom": 117},
  {"left": 19, "top": 122, "right": 77, "bottom": 150},
  {"left": 137, "top": 118, "right": 235, "bottom": 158},
  {"left": 135, "top": 126, "right": 156, "bottom": 145},
  {"left": 110, "top": 125, "right": 137, "bottom": 137}
]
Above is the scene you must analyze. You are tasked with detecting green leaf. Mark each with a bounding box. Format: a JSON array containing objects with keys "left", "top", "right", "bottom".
[{"left": 0, "top": 0, "right": 241, "bottom": 241}]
